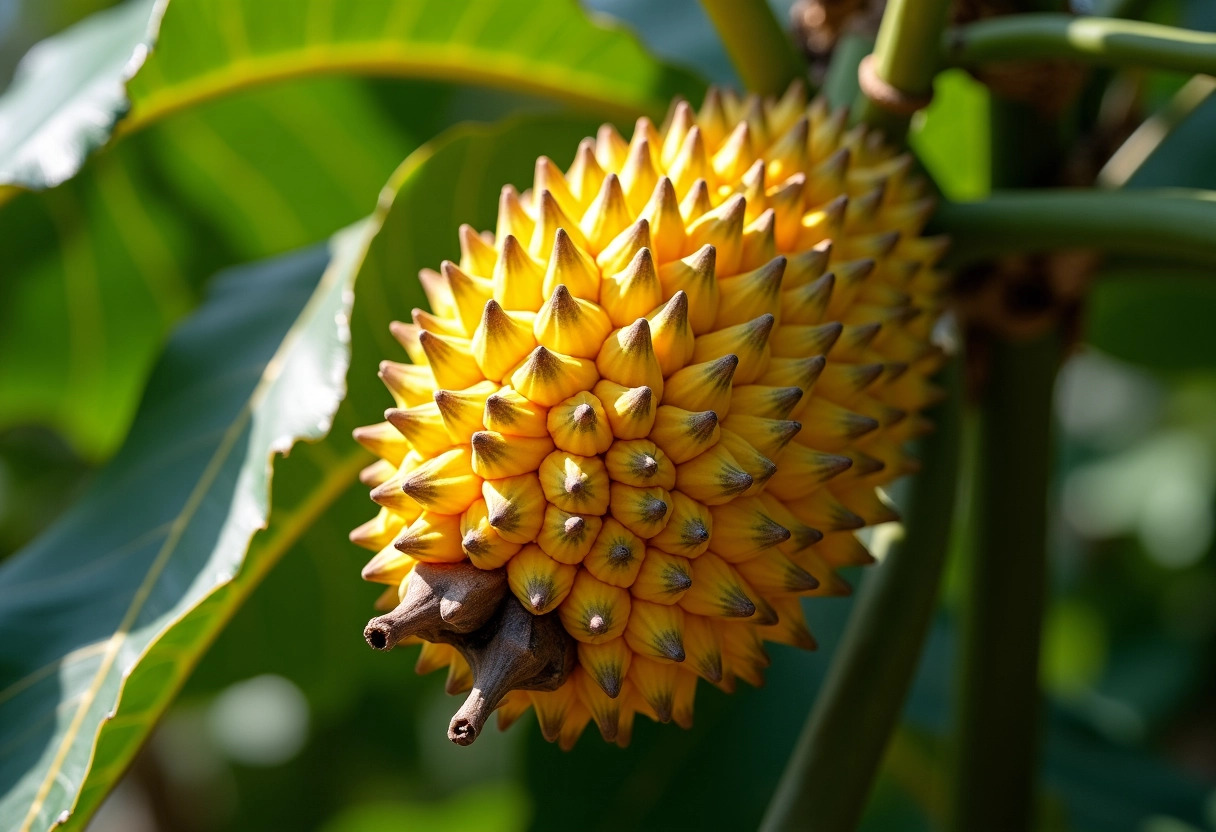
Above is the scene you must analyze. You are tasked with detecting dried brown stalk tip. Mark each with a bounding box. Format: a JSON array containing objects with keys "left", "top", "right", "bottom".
[
  {"left": 447, "top": 597, "right": 576, "bottom": 745},
  {"left": 363, "top": 562, "right": 507, "bottom": 650}
]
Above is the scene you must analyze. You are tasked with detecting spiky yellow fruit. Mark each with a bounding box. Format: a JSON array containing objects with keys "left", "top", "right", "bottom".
[{"left": 352, "top": 83, "right": 948, "bottom": 749}]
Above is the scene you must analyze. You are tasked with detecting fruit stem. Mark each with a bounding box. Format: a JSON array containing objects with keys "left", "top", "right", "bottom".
[
  {"left": 858, "top": 0, "right": 954, "bottom": 138},
  {"left": 951, "top": 333, "right": 1061, "bottom": 832},
  {"left": 935, "top": 189, "right": 1216, "bottom": 267},
  {"left": 698, "top": 0, "right": 807, "bottom": 96},
  {"left": 946, "top": 14, "right": 1216, "bottom": 76},
  {"left": 759, "top": 350, "right": 964, "bottom": 832}
]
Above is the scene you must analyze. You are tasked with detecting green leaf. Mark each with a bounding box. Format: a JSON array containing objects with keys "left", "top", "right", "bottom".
[
  {"left": 0, "top": 0, "right": 704, "bottom": 461},
  {"left": 124, "top": 0, "right": 700, "bottom": 130},
  {"left": 0, "top": 147, "right": 198, "bottom": 459},
  {"left": 0, "top": 229, "right": 362, "bottom": 832},
  {"left": 0, "top": 78, "right": 445, "bottom": 460},
  {"left": 909, "top": 69, "right": 990, "bottom": 201},
  {"left": 0, "top": 0, "right": 703, "bottom": 198},
  {"left": 0, "top": 112, "right": 603, "bottom": 832},
  {"left": 1087, "top": 268, "right": 1216, "bottom": 372},
  {"left": 0, "top": 0, "right": 159, "bottom": 192},
  {"left": 1127, "top": 94, "right": 1216, "bottom": 191}
]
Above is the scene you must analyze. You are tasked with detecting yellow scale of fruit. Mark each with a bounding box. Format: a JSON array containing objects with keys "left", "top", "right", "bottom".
[{"left": 351, "top": 83, "right": 948, "bottom": 749}]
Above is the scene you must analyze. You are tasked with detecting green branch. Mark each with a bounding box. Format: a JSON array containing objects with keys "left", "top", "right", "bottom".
[
  {"left": 698, "top": 0, "right": 806, "bottom": 96},
  {"left": 760, "top": 352, "right": 963, "bottom": 832},
  {"left": 934, "top": 189, "right": 1216, "bottom": 266},
  {"left": 946, "top": 14, "right": 1216, "bottom": 76},
  {"left": 951, "top": 334, "right": 1060, "bottom": 832},
  {"left": 859, "top": 0, "right": 955, "bottom": 138}
]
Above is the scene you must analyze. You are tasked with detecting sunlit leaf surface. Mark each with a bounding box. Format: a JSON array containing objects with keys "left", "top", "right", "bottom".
[{"left": 0, "top": 230, "right": 360, "bottom": 831}]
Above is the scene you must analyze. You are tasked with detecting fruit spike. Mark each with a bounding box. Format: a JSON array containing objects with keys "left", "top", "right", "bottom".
[{"left": 352, "top": 82, "right": 946, "bottom": 747}]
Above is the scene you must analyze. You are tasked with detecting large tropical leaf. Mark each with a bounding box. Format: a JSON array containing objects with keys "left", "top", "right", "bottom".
[
  {"left": 0, "top": 0, "right": 704, "bottom": 461},
  {"left": 0, "top": 0, "right": 701, "bottom": 196},
  {"left": 0, "top": 0, "right": 160, "bottom": 193},
  {"left": 0, "top": 77, "right": 444, "bottom": 460},
  {"left": 125, "top": 0, "right": 699, "bottom": 130},
  {"left": 0, "top": 113, "right": 602, "bottom": 832},
  {"left": 0, "top": 227, "right": 360, "bottom": 831}
]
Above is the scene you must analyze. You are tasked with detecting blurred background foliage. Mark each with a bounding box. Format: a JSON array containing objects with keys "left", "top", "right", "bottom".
[{"left": 1, "top": 0, "right": 1215, "bottom": 830}]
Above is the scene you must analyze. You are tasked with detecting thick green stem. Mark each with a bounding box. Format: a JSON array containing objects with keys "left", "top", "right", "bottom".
[
  {"left": 823, "top": 34, "right": 874, "bottom": 111},
  {"left": 858, "top": 0, "right": 954, "bottom": 138},
  {"left": 951, "top": 334, "right": 1061, "bottom": 832},
  {"left": 946, "top": 15, "right": 1216, "bottom": 75},
  {"left": 760, "top": 353, "right": 964, "bottom": 832},
  {"left": 698, "top": 0, "right": 806, "bottom": 96},
  {"left": 934, "top": 189, "right": 1216, "bottom": 267}
]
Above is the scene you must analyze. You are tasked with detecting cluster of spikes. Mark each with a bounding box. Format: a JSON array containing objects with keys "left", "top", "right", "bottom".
[{"left": 351, "top": 82, "right": 948, "bottom": 749}]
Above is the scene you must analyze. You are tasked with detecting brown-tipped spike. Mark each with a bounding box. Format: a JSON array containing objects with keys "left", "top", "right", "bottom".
[
  {"left": 713, "top": 120, "right": 755, "bottom": 182},
  {"left": 534, "top": 155, "right": 578, "bottom": 217},
  {"left": 687, "top": 194, "right": 746, "bottom": 275},
  {"left": 661, "top": 100, "right": 695, "bottom": 164},
  {"left": 658, "top": 244, "right": 718, "bottom": 334},
  {"left": 534, "top": 283, "right": 612, "bottom": 358},
  {"left": 724, "top": 469, "right": 753, "bottom": 496},
  {"left": 600, "top": 671, "right": 622, "bottom": 698},
  {"left": 624, "top": 386, "right": 653, "bottom": 412},
  {"left": 496, "top": 184, "right": 534, "bottom": 243},
  {"left": 647, "top": 289, "right": 695, "bottom": 376},
  {"left": 691, "top": 312, "right": 775, "bottom": 384},
  {"left": 620, "top": 136, "right": 659, "bottom": 214},
  {"left": 544, "top": 282, "right": 576, "bottom": 318},
  {"left": 511, "top": 345, "right": 599, "bottom": 408},
  {"left": 580, "top": 173, "right": 632, "bottom": 257},
  {"left": 458, "top": 224, "right": 496, "bottom": 277},
  {"left": 600, "top": 247, "right": 663, "bottom": 328},
  {"left": 621, "top": 316, "right": 651, "bottom": 350},
  {"left": 572, "top": 402, "right": 595, "bottom": 426},
  {"left": 726, "top": 590, "right": 756, "bottom": 618},
  {"left": 679, "top": 178, "right": 713, "bottom": 224},
  {"left": 567, "top": 138, "right": 605, "bottom": 202},
  {"left": 493, "top": 234, "right": 544, "bottom": 311},
  {"left": 471, "top": 298, "right": 536, "bottom": 382},
  {"left": 638, "top": 176, "right": 686, "bottom": 262},
  {"left": 659, "top": 637, "right": 686, "bottom": 663},
  {"left": 596, "top": 218, "right": 651, "bottom": 277},
  {"left": 596, "top": 123, "right": 629, "bottom": 170},
  {"left": 660, "top": 289, "right": 689, "bottom": 321},
  {"left": 545, "top": 228, "right": 600, "bottom": 300},
  {"left": 529, "top": 589, "right": 551, "bottom": 614}
]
